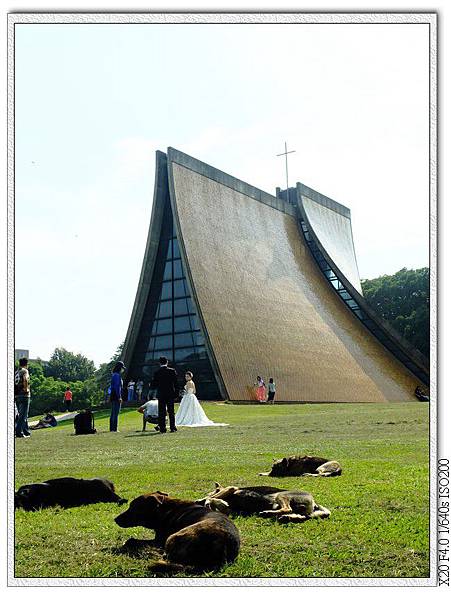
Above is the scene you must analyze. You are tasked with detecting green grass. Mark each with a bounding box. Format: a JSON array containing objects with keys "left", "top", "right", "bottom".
[{"left": 14, "top": 402, "right": 430, "bottom": 579}]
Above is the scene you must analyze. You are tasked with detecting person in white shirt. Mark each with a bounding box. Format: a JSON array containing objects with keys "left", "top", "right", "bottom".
[
  {"left": 137, "top": 398, "right": 162, "bottom": 431},
  {"left": 127, "top": 380, "right": 135, "bottom": 403},
  {"left": 267, "top": 378, "right": 276, "bottom": 404}
]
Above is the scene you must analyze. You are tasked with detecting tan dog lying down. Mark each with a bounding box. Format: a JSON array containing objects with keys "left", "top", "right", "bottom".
[
  {"left": 259, "top": 455, "right": 342, "bottom": 477},
  {"left": 197, "top": 483, "right": 331, "bottom": 524}
]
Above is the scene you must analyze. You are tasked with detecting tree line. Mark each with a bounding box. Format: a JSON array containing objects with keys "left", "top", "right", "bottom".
[
  {"left": 24, "top": 345, "right": 123, "bottom": 417},
  {"left": 361, "top": 267, "right": 429, "bottom": 359}
]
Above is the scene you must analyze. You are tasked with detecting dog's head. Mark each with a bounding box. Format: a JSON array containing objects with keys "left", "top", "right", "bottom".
[
  {"left": 14, "top": 483, "right": 49, "bottom": 510},
  {"left": 202, "top": 497, "right": 231, "bottom": 515},
  {"left": 114, "top": 491, "right": 168, "bottom": 529},
  {"left": 264, "top": 457, "right": 290, "bottom": 476},
  {"left": 260, "top": 455, "right": 319, "bottom": 476}
]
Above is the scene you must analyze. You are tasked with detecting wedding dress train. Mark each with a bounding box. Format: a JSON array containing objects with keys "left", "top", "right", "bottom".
[{"left": 175, "top": 381, "right": 227, "bottom": 427}]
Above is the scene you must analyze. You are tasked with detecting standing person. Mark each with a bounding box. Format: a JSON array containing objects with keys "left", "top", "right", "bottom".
[
  {"left": 109, "top": 361, "right": 125, "bottom": 432},
  {"left": 14, "top": 357, "right": 31, "bottom": 438},
  {"left": 135, "top": 379, "right": 144, "bottom": 403},
  {"left": 151, "top": 356, "right": 179, "bottom": 433},
  {"left": 255, "top": 375, "right": 266, "bottom": 403},
  {"left": 127, "top": 379, "right": 135, "bottom": 403},
  {"left": 175, "top": 372, "right": 227, "bottom": 427},
  {"left": 64, "top": 387, "right": 73, "bottom": 411},
  {"left": 267, "top": 378, "right": 276, "bottom": 404}
]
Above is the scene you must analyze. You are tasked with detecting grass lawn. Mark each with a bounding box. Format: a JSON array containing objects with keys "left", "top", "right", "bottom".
[{"left": 14, "top": 402, "right": 430, "bottom": 579}]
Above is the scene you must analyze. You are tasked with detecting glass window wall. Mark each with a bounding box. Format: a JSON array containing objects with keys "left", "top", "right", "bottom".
[{"left": 129, "top": 201, "right": 221, "bottom": 399}]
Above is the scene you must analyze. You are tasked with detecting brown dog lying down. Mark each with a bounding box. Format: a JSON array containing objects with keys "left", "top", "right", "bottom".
[
  {"left": 115, "top": 491, "right": 240, "bottom": 572},
  {"left": 259, "top": 455, "right": 342, "bottom": 477},
  {"left": 15, "top": 477, "right": 127, "bottom": 511},
  {"left": 197, "top": 483, "right": 331, "bottom": 524}
]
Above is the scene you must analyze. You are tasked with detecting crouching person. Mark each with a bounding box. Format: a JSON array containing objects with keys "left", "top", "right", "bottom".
[{"left": 138, "top": 397, "right": 162, "bottom": 432}]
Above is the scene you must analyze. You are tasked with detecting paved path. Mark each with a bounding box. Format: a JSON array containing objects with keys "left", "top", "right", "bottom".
[{"left": 28, "top": 411, "right": 78, "bottom": 427}]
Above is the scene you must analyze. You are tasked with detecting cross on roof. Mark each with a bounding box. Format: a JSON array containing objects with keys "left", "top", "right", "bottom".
[{"left": 276, "top": 142, "right": 296, "bottom": 195}]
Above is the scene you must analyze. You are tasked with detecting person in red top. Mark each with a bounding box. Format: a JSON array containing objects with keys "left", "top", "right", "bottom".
[{"left": 64, "top": 387, "right": 73, "bottom": 411}]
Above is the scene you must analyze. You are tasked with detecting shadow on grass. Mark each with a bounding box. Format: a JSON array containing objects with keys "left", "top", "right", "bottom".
[
  {"left": 125, "top": 432, "right": 162, "bottom": 438},
  {"left": 111, "top": 537, "right": 162, "bottom": 557},
  {"left": 109, "top": 538, "right": 201, "bottom": 577}
]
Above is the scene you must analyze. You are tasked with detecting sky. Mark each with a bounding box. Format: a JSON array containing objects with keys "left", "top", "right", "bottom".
[{"left": 14, "top": 19, "right": 431, "bottom": 367}]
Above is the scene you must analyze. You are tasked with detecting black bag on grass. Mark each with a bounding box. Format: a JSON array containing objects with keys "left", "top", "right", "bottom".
[{"left": 74, "top": 410, "right": 96, "bottom": 435}]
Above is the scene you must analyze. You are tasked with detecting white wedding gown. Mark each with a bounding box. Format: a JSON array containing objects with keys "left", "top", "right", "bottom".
[{"left": 175, "top": 381, "right": 227, "bottom": 427}]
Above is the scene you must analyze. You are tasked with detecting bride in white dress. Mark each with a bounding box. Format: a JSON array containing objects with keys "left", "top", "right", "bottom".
[{"left": 175, "top": 372, "right": 227, "bottom": 427}]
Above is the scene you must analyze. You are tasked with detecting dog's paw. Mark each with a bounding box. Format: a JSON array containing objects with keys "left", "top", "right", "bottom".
[
  {"left": 149, "top": 560, "right": 193, "bottom": 575},
  {"left": 277, "top": 514, "right": 291, "bottom": 523},
  {"left": 277, "top": 513, "right": 307, "bottom": 524},
  {"left": 258, "top": 510, "right": 277, "bottom": 518}
]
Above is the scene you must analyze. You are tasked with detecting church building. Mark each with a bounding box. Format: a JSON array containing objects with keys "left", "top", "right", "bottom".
[{"left": 121, "top": 148, "right": 429, "bottom": 402}]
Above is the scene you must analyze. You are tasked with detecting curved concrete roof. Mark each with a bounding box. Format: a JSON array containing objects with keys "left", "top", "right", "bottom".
[
  {"left": 166, "top": 148, "right": 423, "bottom": 402},
  {"left": 296, "top": 182, "right": 428, "bottom": 385},
  {"left": 300, "top": 189, "right": 362, "bottom": 294}
]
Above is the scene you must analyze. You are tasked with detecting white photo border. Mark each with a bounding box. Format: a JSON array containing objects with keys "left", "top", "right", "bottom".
[{"left": 7, "top": 11, "right": 437, "bottom": 588}]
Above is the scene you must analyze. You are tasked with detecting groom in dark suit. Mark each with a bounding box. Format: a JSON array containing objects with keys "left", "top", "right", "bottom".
[{"left": 151, "top": 356, "right": 179, "bottom": 433}]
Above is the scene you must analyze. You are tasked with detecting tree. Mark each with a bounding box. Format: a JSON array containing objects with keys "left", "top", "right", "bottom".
[
  {"left": 361, "top": 267, "right": 429, "bottom": 358},
  {"left": 30, "top": 376, "right": 68, "bottom": 415},
  {"left": 44, "top": 347, "right": 95, "bottom": 382},
  {"left": 28, "top": 375, "right": 105, "bottom": 417},
  {"left": 94, "top": 342, "right": 124, "bottom": 391},
  {"left": 27, "top": 359, "right": 45, "bottom": 379}
]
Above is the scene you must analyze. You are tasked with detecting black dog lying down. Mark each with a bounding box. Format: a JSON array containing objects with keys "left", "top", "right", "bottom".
[
  {"left": 15, "top": 477, "right": 127, "bottom": 510},
  {"left": 259, "top": 455, "right": 342, "bottom": 477},
  {"left": 115, "top": 491, "right": 240, "bottom": 572},
  {"left": 197, "top": 483, "right": 331, "bottom": 524},
  {"left": 415, "top": 386, "right": 430, "bottom": 402}
]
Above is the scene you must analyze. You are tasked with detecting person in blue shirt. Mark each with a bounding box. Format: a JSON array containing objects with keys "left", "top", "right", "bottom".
[{"left": 109, "top": 361, "right": 125, "bottom": 432}]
